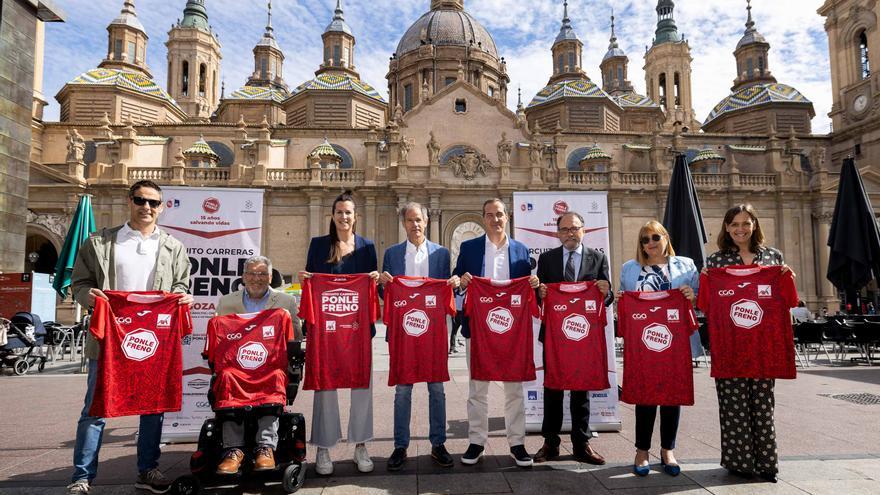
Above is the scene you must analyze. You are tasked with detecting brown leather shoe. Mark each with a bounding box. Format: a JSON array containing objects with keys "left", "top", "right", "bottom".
[
  {"left": 533, "top": 443, "right": 560, "bottom": 463},
  {"left": 216, "top": 448, "right": 244, "bottom": 474},
  {"left": 573, "top": 444, "right": 606, "bottom": 465},
  {"left": 254, "top": 445, "right": 276, "bottom": 471}
]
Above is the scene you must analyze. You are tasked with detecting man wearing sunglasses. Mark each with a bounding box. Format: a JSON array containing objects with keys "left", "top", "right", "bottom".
[
  {"left": 533, "top": 211, "right": 613, "bottom": 465},
  {"left": 68, "top": 180, "right": 193, "bottom": 495}
]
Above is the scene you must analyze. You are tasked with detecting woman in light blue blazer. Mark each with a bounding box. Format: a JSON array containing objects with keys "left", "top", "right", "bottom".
[{"left": 619, "top": 220, "right": 698, "bottom": 478}]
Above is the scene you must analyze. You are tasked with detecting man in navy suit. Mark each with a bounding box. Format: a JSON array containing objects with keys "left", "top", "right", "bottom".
[
  {"left": 379, "top": 202, "right": 459, "bottom": 471},
  {"left": 454, "top": 198, "right": 539, "bottom": 468}
]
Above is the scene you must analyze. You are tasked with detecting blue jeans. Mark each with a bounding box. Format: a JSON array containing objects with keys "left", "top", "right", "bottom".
[
  {"left": 393, "top": 382, "right": 446, "bottom": 449},
  {"left": 72, "top": 359, "right": 164, "bottom": 482}
]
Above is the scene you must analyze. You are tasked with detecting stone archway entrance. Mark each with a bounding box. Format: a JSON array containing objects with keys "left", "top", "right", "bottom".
[
  {"left": 445, "top": 215, "right": 485, "bottom": 269},
  {"left": 25, "top": 232, "right": 59, "bottom": 274}
]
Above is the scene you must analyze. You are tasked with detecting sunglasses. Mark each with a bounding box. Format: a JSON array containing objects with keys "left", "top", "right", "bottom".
[
  {"left": 640, "top": 233, "right": 663, "bottom": 245},
  {"left": 131, "top": 196, "right": 162, "bottom": 209}
]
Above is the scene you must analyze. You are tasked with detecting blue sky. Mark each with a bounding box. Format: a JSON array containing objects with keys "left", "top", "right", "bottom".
[{"left": 41, "top": 0, "right": 832, "bottom": 132}]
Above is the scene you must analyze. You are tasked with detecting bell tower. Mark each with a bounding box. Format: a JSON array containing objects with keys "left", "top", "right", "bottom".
[
  {"left": 166, "top": 0, "right": 222, "bottom": 120},
  {"left": 548, "top": 1, "right": 585, "bottom": 85},
  {"left": 643, "top": 0, "right": 700, "bottom": 131},
  {"left": 99, "top": 0, "right": 151, "bottom": 77},
  {"left": 600, "top": 12, "right": 634, "bottom": 95},
  {"left": 317, "top": 0, "right": 358, "bottom": 78}
]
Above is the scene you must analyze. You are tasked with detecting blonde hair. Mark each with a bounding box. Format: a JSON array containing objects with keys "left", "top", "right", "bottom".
[{"left": 635, "top": 220, "right": 676, "bottom": 266}]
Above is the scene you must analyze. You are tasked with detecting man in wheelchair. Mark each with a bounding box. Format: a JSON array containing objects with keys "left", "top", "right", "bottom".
[{"left": 203, "top": 255, "right": 303, "bottom": 476}]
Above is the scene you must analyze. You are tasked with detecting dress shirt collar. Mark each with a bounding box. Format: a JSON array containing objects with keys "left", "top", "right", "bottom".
[
  {"left": 119, "top": 222, "right": 160, "bottom": 241},
  {"left": 563, "top": 244, "right": 584, "bottom": 257},
  {"left": 485, "top": 234, "right": 509, "bottom": 252},
  {"left": 406, "top": 239, "right": 428, "bottom": 254}
]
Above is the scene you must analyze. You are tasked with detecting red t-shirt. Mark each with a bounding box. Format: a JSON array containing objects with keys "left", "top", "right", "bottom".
[
  {"left": 464, "top": 276, "right": 539, "bottom": 382},
  {"left": 298, "top": 273, "right": 379, "bottom": 390},
  {"left": 89, "top": 291, "right": 193, "bottom": 418},
  {"left": 698, "top": 265, "right": 799, "bottom": 379},
  {"left": 541, "top": 282, "right": 610, "bottom": 391},
  {"left": 383, "top": 276, "right": 456, "bottom": 386},
  {"left": 204, "top": 308, "right": 294, "bottom": 409},
  {"left": 618, "top": 290, "right": 699, "bottom": 406}
]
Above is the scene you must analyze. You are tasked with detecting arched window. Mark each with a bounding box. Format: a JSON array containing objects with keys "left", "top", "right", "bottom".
[
  {"left": 658, "top": 73, "right": 667, "bottom": 108},
  {"left": 557, "top": 54, "right": 564, "bottom": 74},
  {"left": 181, "top": 61, "right": 189, "bottom": 96},
  {"left": 747, "top": 58, "right": 754, "bottom": 77},
  {"left": 673, "top": 72, "right": 681, "bottom": 108},
  {"left": 333, "top": 45, "right": 341, "bottom": 66},
  {"left": 860, "top": 30, "right": 871, "bottom": 79},
  {"left": 199, "top": 63, "right": 207, "bottom": 97},
  {"left": 617, "top": 66, "right": 624, "bottom": 84},
  {"left": 758, "top": 56, "right": 765, "bottom": 74},
  {"left": 260, "top": 57, "right": 267, "bottom": 79},
  {"left": 568, "top": 52, "right": 576, "bottom": 71}
]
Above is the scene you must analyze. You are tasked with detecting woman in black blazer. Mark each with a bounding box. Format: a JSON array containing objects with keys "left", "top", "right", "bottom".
[{"left": 299, "top": 190, "right": 379, "bottom": 476}]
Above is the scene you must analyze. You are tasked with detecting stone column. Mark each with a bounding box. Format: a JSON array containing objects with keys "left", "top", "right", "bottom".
[
  {"left": 397, "top": 194, "right": 409, "bottom": 243},
  {"left": 364, "top": 193, "right": 377, "bottom": 245},
  {"left": 813, "top": 211, "right": 837, "bottom": 301},
  {"left": 429, "top": 193, "right": 441, "bottom": 243},
  {"left": 309, "top": 192, "right": 324, "bottom": 239}
]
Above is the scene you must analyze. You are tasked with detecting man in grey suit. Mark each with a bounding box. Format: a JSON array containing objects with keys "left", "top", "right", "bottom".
[
  {"left": 213, "top": 255, "right": 302, "bottom": 474},
  {"left": 378, "top": 202, "right": 459, "bottom": 471}
]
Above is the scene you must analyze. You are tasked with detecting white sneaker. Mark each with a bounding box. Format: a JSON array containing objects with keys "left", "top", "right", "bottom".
[
  {"left": 354, "top": 443, "right": 374, "bottom": 473},
  {"left": 66, "top": 480, "right": 90, "bottom": 495},
  {"left": 315, "top": 447, "right": 334, "bottom": 476}
]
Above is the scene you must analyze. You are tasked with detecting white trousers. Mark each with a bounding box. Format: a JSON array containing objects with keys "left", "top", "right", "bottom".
[
  {"left": 466, "top": 340, "right": 526, "bottom": 447},
  {"left": 310, "top": 374, "right": 374, "bottom": 449}
]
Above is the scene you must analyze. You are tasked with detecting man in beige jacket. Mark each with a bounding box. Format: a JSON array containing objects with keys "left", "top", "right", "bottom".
[
  {"left": 213, "top": 255, "right": 301, "bottom": 475},
  {"left": 68, "top": 180, "right": 192, "bottom": 495}
]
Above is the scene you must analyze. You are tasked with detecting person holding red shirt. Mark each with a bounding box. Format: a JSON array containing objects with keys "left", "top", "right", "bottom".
[
  {"left": 619, "top": 221, "right": 698, "bottom": 477},
  {"left": 703, "top": 204, "right": 794, "bottom": 483},
  {"left": 298, "top": 191, "right": 380, "bottom": 476}
]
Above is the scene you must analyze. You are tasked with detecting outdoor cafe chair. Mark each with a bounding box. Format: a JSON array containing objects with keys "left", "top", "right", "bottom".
[
  {"left": 793, "top": 322, "right": 832, "bottom": 366},
  {"left": 850, "top": 321, "right": 880, "bottom": 365},
  {"left": 825, "top": 319, "right": 856, "bottom": 361}
]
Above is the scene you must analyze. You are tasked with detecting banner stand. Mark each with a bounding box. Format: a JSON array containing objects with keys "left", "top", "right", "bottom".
[{"left": 513, "top": 192, "right": 621, "bottom": 433}]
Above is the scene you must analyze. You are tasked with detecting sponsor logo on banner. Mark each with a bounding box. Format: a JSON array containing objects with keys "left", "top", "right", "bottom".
[
  {"left": 157, "top": 314, "right": 172, "bottom": 328},
  {"left": 202, "top": 197, "right": 220, "bottom": 213},
  {"left": 758, "top": 285, "right": 772, "bottom": 297},
  {"left": 187, "top": 377, "right": 209, "bottom": 390},
  {"left": 121, "top": 329, "right": 159, "bottom": 361},
  {"left": 585, "top": 300, "right": 597, "bottom": 312},
  {"left": 325, "top": 320, "right": 336, "bottom": 332},
  {"left": 562, "top": 314, "right": 590, "bottom": 341},
  {"left": 553, "top": 201, "right": 569, "bottom": 215},
  {"left": 520, "top": 203, "right": 534, "bottom": 212},
  {"left": 511, "top": 294, "right": 522, "bottom": 307},
  {"left": 322, "top": 288, "right": 360, "bottom": 317},
  {"left": 486, "top": 307, "right": 514, "bottom": 334},
  {"left": 237, "top": 342, "right": 268, "bottom": 370},
  {"left": 262, "top": 326, "right": 274, "bottom": 338},
  {"left": 425, "top": 295, "right": 437, "bottom": 308},
  {"left": 528, "top": 390, "right": 538, "bottom": 400},
  {"left": 730, "top": 299, "right": 763, "bottom": 329},
  {"left": 642, "top": 323, "right": 672, "bottom": 352},
  {"left": 402, "top": 309, "right": 429, "bottom": 337}
]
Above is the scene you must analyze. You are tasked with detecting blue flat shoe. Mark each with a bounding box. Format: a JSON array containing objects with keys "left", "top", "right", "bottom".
[
  {"left": 661, "top": 460, "right": 681, "bottom": 476},
  {"left": 633, "top": 463, "right": 650, "bottom": 476}
]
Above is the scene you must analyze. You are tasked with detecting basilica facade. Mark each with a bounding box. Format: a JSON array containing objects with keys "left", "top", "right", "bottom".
[{"left": 22, "top": 0, "right": 880, "bottom": 318}]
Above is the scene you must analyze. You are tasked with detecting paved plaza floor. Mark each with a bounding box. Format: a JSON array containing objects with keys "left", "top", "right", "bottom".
[{"left": 1, "top": 325, "right": 879, "bottom": 494}]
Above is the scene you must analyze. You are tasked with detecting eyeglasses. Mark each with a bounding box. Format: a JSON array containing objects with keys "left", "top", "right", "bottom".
[
  {"left": 640, "top": 233, "right": 663, "bottom": 245},
  {"left": 558, "top": 227, "right": 583, "bottom": 235},
  {"left": 131, "top": 196, "right": 162, "bottom": 209},
  {"left": 244, "top": 271, "right": 270, "bottom": 278}
]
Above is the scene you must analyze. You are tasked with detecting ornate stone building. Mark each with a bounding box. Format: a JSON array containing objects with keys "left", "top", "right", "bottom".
[{"left": 23, "top": 0, "right": 880, "bottom": 318}]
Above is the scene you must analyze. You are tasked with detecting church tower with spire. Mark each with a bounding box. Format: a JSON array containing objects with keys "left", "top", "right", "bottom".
[
  {"left": 600, "top": 12, "right": 634, "bottom": 95},
  {"left": 248, "top": 1, "right": 288, "bottom": 91},
  {"left": 643, "top": 0, "right": 700, "bottom": 131},
  {"left": 100, "top": 0, "right": 151, "bottom": 77},
  {"left": 166, "top": 0, "right": 222, "bottom": 120},
  {"left": 548, "top": 1, "right": 585, "bottom": 85},
  {"left": 318, "top": 0, "right": 358, "bottom": 78}
]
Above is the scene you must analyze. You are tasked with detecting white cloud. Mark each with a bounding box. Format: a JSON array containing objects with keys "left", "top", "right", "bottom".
[{"left": 41, "top": 0, "right": 832, "bottom": 133}]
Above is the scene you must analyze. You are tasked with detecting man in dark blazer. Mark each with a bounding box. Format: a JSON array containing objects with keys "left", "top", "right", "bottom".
[
  {"left": 453, "top": 198, "right": 539, "bottom": 468},
  {"left": 534, "top": 211, "right": 612, "bottom": 465},
  {"left": 378, "top": 202, "right": 459, "bottom": 471}
]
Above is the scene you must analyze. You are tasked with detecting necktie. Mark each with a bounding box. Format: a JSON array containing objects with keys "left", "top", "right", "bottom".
[{"left": 565, "top": 251, "right": 576, "bottom": 282}]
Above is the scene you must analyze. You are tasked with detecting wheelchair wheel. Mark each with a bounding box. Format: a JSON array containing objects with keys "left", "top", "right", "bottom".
[
  {"left": 13, "top": 359, "right": 29, "bottom": 376},
  {"left": 282, "top": 463, "right": 306, "bottom": 493},
  {"left": 170, "top": 474, "right": 201, "bottom": 495}
]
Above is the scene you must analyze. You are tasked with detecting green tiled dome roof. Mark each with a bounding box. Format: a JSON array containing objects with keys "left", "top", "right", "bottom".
[
  {"left": 613, "top": 92, "right": 659, "bottom": 108},
  {"left": 228, "top": 85, "right": 288, "bottom": 103},
  {"left": 583, "top": 144, "right": 611, "bottom": 161},
  {"left": 704, "top": 83, "right": 811, "bottom": 125},
  {"left": 67, "top": 68, "right": 180, "bottom": 109},
  {"left": 308, "top": 139, "right": 342, "bottom": 160},
  {"left": 290, "top": 73, "right": 385, "bottom": 103},
  {"left": 527, "top": 78, "right": 611, "bottom": 109},
  {"left": 183, "top": 136, "right": 219, "bottom": 159},
  {"left": 690, "top": 148, "right": 725, "bottom": 164}
]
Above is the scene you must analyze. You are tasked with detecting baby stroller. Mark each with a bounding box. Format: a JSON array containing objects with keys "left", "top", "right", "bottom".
[
  {"left": 0, "top": 312, "right": 48, "bottom": 375},
  {"left": 173, "top": 341, "right": 307, "bottom": 495}
]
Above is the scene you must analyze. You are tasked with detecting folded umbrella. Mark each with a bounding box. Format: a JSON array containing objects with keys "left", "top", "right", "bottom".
[{"left": 52, "top": 195, "right": 96, "bottom": 299}]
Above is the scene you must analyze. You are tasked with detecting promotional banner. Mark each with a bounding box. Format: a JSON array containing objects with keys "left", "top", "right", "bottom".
[
  {"left": 512, "top": 192, "right": 621, "bottom": 432},
  {"left": 159, "top": 187, "right": 264, "bottom": 442}
]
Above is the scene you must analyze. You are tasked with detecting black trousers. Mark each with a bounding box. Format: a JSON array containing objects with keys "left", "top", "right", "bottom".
[
  {"left": 634, "top": 405, "right": 680, "bottom": 451},
  {"left": 715, "top": 378, "right": 778, "bottom": 475},
  {"left": 450, "top": 313, "right": 461, "bottom": 347},
  {"left": 541, "top": 388, "right": 591, "bottom": 448}
]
